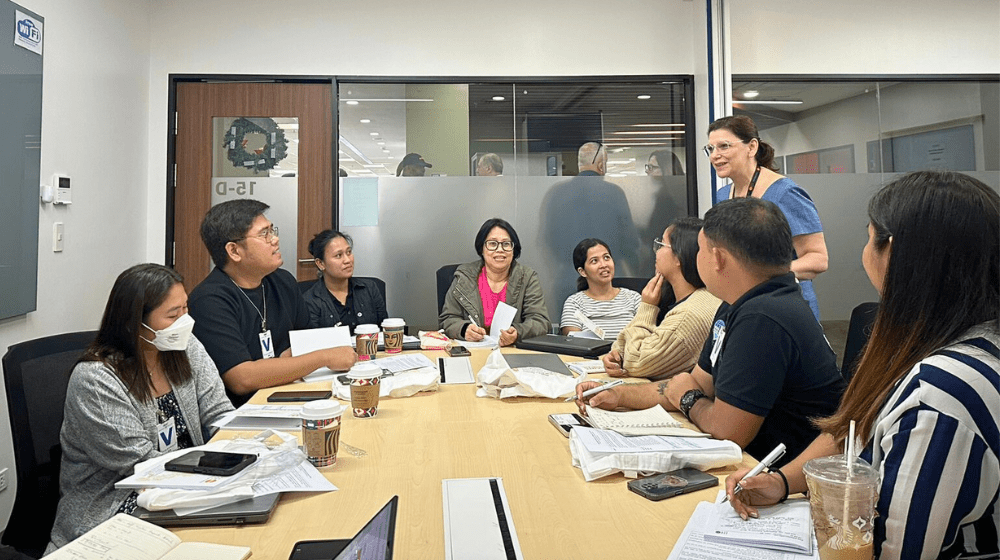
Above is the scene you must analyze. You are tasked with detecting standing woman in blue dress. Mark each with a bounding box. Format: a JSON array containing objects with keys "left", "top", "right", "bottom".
[{"left": 706, "top": 115, "right": 828, "bottom": 320}]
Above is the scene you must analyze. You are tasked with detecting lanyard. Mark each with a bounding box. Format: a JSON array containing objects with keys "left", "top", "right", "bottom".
[{"left": 730, "top": 166, "right": 762, "bottom": 199}]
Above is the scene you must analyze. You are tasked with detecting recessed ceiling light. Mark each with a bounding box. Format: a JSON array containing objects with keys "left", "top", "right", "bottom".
[
  {"left": 377, "top": 142, "right": 385, "bottom": 146},
  {"left": 345, "top": 100, "right": 359, "bottom": 105},
  {"left": 382, "top": 148, "right": 390, "bottom": 153},
  {"left": 360, "top": 118, "right": 371, "bottom": 123},
  {"left": 492, "top": 96, "right": 505, "bottom": 101},
  {"left": 369, "top": 132, "right": 379, "bottom": 136},
  {"left": 742, "top": 90, "right": 760, "bottom": 99},
  {"left": 637, "top": 94, "right": 651, "bottom": 100}
]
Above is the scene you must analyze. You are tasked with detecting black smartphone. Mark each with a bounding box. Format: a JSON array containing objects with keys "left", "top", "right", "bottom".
[
  {"left": 267, "top": 390, "right": 333, "bottom": 402},
  {"left": 164, "top": 450, "right": 257, "bottom": 477},
  {"left": 446, "top": 346, "right": 471, "bottom": 357},
  {"left": 627, "top": 468, "right": 718, "bottom": 501}
]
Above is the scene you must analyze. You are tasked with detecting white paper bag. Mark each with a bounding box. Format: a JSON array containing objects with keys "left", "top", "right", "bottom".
[{"left": 475, "top": 349, "right": 579, "bottom": 399}]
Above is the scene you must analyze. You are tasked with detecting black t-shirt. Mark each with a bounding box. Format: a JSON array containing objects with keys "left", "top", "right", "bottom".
[
  {"left": 697, "top": 273, "right": 845, "bottom": 466},
  {"left": 189, "top": 267, "right": 307, "bottom": 407}
]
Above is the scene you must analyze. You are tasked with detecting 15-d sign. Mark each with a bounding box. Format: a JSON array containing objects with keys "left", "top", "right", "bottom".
[{"left": 215, "top": 180, "right": 256, "bottom": 196}]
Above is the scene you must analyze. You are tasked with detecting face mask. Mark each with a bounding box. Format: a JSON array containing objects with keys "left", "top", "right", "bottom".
[{"left": 141, "top": 313, "right": 195, "bottom": 352}]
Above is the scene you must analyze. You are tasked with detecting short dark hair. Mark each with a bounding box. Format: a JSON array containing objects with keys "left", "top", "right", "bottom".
[
  {"left": 474, "top": 218, "right": 521, "bottom": 262},
  {"left": 667, "top": 217, "right": 706, "bottom": 288},
  {"left": 81, "top": 264, "right": 192, "bottom": 402},
  {"left": 200, "top": 199, "right": 270, "bottom": 268},
  {"left": 572, "top": 238, "right": 611, "bottom": 292},
  {"left": 308, "top": 229, "right": 353, "bottom": 260},
  {"left": 708, "top": 115, "right": 778, "bottom": 172},
  {"left": 702, "top": 197, "right": 793, "bottom": 273}
]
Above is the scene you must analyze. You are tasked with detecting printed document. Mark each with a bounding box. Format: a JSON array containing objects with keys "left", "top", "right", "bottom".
[
  {"left": 667, "top": 501, "right": 819, "bottom": 560},
  {"left": 584, "top": 405, "right": 707, "bottom": 437},
  {"left": 572, "top": 426, "right": 733, "bottom": 454}
]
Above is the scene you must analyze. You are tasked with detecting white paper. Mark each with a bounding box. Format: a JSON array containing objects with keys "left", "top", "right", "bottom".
[
  {"left": 705, "top": 500, "right": 814, "bottom": 554},
  {"left": 489, "top": 302, "right": 517, "bottom": 338},
  {"left": 44, "top": 514, "right": 180, "bottom": 560},
  {"left": 290, "top": 326, "right": 351, "bottom": 356},
  {"left": 584, "top": 405, "right": 707, "bottom": 437},
  {"left": 571, "top": 426, "right": 732, "bottom": 454},
  {"left": 372, "top": 353, "right": 436, "bottom": 374},
  {"left": 567, "top": 360, "right": 606, "bottom": 375},
  {"left": 442, "top": 478, "right": 523, "bottom": 560},
  {"left": 572, "top": 309, "right": 606, "bottom": 339},
  {"left": 667, "top": 502, "right": 819, "bottom": 560},
  {"left": 567, "top": 329, "right": 602, "bottom": 339},
  {"left": 456, "top": 337, "right": 499, "bottom": 349},
  {"left": 440, "top": 356, "right": 476, "bottom": 384},
  {"left": 248, "top": 460, "right": 336, "bottom": 495}
]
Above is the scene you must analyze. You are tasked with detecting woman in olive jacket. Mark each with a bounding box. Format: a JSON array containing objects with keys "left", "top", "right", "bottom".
[{"left": 439, "top": 218, "right": 550, "bottom": 346}]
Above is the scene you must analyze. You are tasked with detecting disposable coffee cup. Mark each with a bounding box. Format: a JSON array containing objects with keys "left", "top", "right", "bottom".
[
  {"left": 382, "top": 318, "right": 406, "bottom": 354},
  {"left": 355, "top": 324, "right": 379, "bottom": 361},
  {"left": 301, "top": 400, "right": 345, "bottom": 467},
  {"left": 802, "top": 455, "right": 879, "bottom": 560},
  {"left": 347, "top": 362, "right": 382, "bottom": 418}
]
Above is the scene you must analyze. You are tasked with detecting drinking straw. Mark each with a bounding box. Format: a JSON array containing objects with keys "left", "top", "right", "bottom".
[{"left": 847, "top": 420, "right": 856, "bottom": 478}]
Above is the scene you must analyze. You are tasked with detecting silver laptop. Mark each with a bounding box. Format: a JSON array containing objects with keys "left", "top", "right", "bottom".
[{"left": 131, "top": 492, "right": 280, "bottom": 526}]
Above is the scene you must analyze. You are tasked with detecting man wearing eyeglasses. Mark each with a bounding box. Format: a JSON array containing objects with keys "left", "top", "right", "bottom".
[
  {"left": 540, "top": 141, "right": 642, "bottom": 313},
  {"left": 189, "top": 199, "right": 357, "bottom": 407}
]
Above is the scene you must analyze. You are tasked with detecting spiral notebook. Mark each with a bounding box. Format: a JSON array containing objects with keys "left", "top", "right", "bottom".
[{"left": 583, "top": 404, "right": 708, "bottom": 437}]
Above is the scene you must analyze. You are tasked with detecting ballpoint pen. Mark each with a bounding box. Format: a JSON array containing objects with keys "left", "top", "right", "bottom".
[
  {"left": 564, "top": 379, "right": 625, "bottom": 402},
  {"left": 723, "top": 443, "right": 786, "bottom": 503}
]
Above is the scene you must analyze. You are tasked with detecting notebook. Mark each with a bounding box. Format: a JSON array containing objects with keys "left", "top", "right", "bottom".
[
  {"left": 514, "top": 334, "right": 612, "bottom": 358},
  {"left": 288, "top": 495, "right": 398, "bottom": 560},
  {"left": 502, "top": 352, "right": 573, "bottom": 376},
  {"left": 131, "top": 493, "right": 279, "bottom": 527}
]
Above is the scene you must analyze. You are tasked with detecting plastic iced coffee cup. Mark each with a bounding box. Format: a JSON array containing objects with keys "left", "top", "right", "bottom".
[
  {"left": 347, "top": 362, "right": 382, "bottom": 418},
  {"left": 803, "top": 455, "right": 879, "bottom": 560},
  {"left": 382, "top": 318, "right": 406, "bottom": 354},
  {"left": 355, "top": 324, "right": 379, "bottom": 361},
  {"left": 301, "top": 400, "right": 345, "bottom": 467}
]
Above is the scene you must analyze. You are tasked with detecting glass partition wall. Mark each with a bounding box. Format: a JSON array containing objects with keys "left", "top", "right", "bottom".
[
  {"left": 336, "top": 79, "right": 694, "bottom": 330},
  {"left": 731, "top": 78, "right": 1000, "bottom": 320}
]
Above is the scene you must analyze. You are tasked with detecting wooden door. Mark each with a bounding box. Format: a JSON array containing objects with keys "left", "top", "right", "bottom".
[{"left": 172, "top": 82, "right": 333, "bottom": 291}]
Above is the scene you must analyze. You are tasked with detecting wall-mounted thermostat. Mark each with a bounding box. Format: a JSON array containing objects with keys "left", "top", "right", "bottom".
[{"left": 53, "top": 174, "right": 72, "bottom": 205}]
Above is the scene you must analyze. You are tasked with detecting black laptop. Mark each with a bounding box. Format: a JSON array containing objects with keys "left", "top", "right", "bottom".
[
  {"left": 288, "top": 496, "right": 398, "bottom": 560},
  {"left": 515, "top": 334, "right": 612, "bottom": 358},
  {"left": 132, "top": 492, "right": 280, "bottom": 526}
]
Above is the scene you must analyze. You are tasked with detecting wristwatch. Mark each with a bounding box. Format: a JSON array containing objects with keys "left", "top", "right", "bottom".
[{"left": 679, "top": 389, "right": 708, "bottom": 421}]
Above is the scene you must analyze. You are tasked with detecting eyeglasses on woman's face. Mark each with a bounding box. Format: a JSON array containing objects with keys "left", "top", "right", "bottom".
[
  {"left": 702, "top": 140, "right": 748, "bottom": 157},
  {"left": 652, "top": 237, "right": 671, "bottom": 252},
  {"left": 485, "top": 240, "right": 514, "bottom": 252}
]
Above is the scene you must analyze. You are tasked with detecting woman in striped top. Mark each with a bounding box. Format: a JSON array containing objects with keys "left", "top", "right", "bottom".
[
  {"left": 560, "top": 238, "right": 641, "bottom": 340},
  {"left": 725, "top": 171, "right": 1000, "bottom": 559},
  {"left": 602, "top": 217, "right": 721, "bottom": 379}
]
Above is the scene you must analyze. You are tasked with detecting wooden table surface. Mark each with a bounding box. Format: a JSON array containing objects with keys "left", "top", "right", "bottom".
[{"left": 172, "top": 348, "right": 753, "bottom": 559}]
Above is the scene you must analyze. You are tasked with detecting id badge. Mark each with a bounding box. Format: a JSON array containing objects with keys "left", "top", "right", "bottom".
[
  {"left": 709, "top": 326, "right": 726, "bottom": 367},
  {"left": 156, "top": 416, "right": 178, "bottom": 452},
  {"left": 259, "top": 329, "right": 275, "bottom": 359}
]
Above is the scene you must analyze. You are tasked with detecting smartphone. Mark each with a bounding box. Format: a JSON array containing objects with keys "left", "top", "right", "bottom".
[
  {"left": 627, "top": 468, "right": 718, "bottom": 501},
  {"left": 547, "top": 413, "right": 591, "bottom": 437},
  {"left": 267, "top": 390, "right": 333, "bottom": 402},
  {"left": 446, "top": 346, "right": 472, "bottom": 357},
  {"left": 164, "top": 450, "right": 257, "bottom": 477}
]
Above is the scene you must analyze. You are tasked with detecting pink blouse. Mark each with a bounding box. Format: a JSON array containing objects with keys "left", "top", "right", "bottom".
[{"left": 478, "top": 268, "right": 507, "bottom": 328}]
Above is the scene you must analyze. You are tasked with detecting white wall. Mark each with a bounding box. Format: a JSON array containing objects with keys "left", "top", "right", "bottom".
[
  {"left": 143, "top": 0, "right": 702, "bottom": 259},
  {"left": 730, "top": 0, "right": 1000, "bottom": 74},
  {"left": 0, "top": 0, "right": 151, "bottom": 534}
]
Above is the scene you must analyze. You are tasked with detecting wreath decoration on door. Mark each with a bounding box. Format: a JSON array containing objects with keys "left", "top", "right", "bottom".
[{"left": 223, "top": 117, "right": 289, "bottom": 174}]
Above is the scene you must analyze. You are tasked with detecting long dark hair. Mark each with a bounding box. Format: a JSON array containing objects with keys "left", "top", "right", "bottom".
[
  {"left": 308, "top": 229, "right": 354, "bottom": 278},
  {"left": 80, "top": 264, "right": 193, "bottom": 402},
  {"left": 667, "top": 217, "right": 706, "bottom": 289},
  {"left": 818, "top": 171, "right": 1000, "bottom": 441},
  {"left": 708, "top": 115, "right": 779, "bottom": 172},
  {"left": 572, "top": 238, "right": 612, "bottom": 292}
]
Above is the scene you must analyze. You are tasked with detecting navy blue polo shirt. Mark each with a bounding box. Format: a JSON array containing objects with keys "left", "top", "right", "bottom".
[{"left": 697, "top": 273, "right": 845, "bottom": 465}]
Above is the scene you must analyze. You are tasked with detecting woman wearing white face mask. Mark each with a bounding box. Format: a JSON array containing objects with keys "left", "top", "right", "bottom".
[{"left": 47, "top": 264, "right": 234, "bottom": 553}]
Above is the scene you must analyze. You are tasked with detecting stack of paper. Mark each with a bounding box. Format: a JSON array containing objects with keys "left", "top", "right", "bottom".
[
  {"left": 212, "top": 404, "right": 302, "bottom": 432},
  {"left": 668, "top": 501, "right": 819, "bottom": 559},
  {"left": 704, "top": 499, "right": 814, "bottom": 554},
  {"left": 584, "top": 404, "right": 707, "bottom": 437},
  {"left": 567, "top": 360, "right": 605, "bottom": 375}
]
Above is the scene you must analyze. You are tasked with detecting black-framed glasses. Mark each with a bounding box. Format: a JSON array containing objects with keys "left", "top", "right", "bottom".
[
  {"left": 591, "top": 141, "right": 604, "bottom": 164},
  {"left": 703, "top": 139, "right": 749, "bottom": 157},
  {"left": 233, "top": 225, "right": 279, "bottom": 243},
  {"left": 484, "top": 240, "right": 514, "bottom": 252},
  {"left": 644, "top": 163, "right": 660, "bottom": 173},
  {"left": 652, "top": 237, "right": 670, "bottom": 252}
]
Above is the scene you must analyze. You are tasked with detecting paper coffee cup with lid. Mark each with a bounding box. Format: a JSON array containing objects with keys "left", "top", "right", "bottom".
[
  {"left": 381, "top": 318, "right": 406, "bottom": 354},
  {"left": 301, "top": 400, "right": 346, "bottom": 467},
  {"left": 347, "top": 362, "right": 382, "bottom": 418},
  {"left": 355, "top": 323, "right": 379, "bottom": 361}
]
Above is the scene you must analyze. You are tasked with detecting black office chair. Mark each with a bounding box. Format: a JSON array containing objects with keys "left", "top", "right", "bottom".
[
  {"left": 2, "top": 330, "right": 97, "bottom": 557},
  {"left": 436, "top": 264, "right": 460, "bottom": 316},
  {"left": 842, "top": 302, "right": 879, "bottom": 382}
]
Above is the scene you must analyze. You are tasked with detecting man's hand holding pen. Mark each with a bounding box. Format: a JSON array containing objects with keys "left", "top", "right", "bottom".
[{"left": 573, "top": 380, "right": 622, "bottom": 415}]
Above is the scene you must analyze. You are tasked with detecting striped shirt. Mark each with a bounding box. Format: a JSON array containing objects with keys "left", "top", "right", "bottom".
[
  {"left": 859, "top": 323, "right": 1000, "bottom": 560},
  {"left": 560, "top": 288, "right": 641, "bottom": 340}
]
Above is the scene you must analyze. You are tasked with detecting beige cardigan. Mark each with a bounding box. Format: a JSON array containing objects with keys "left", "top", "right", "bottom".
[{"left": 611, "top": 288, "right": 721, "bottom": 379}]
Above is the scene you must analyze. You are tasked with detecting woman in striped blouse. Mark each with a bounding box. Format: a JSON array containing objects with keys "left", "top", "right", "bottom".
[
  {"left": 601, "top": 217, "right": 721, "bottom": 379},
  {"left": 725, "top": 170, "right": 1000, "bottom": 559},
  {"left": 559, "top": 238, "right": 641, "bottom": 340}
]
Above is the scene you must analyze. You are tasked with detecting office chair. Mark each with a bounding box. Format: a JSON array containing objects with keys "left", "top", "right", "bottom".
[
  {"left": 436, "top": 264, "right": 460, "bottom": 316},
  {"left": 610, "top": 276, "right": 647, "bottom": 294},
  {"left": 842, "top": 302, "right": 879, "bottom": 382},
  {"left": 2, "top": 330, "right": 97, "bottom": 557}
]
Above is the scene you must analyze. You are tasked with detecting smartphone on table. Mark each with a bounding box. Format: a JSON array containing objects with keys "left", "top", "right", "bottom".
[
  {"left": 267, "top": 390, "right": 333, "bottom": 402},
  {"left": 547, "top": 413, "right": 591, "bottom": 437},
  {"left": 163, "top": 450, "right": 257, "bottom": 477},
  {"left": 627, "top": 468, "right": 718, "bottom": 501},
  {"left": 446, "top": 346, "right": 472, "bottom": 357}
]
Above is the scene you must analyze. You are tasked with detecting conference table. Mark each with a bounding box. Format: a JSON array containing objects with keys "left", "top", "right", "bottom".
[{"left": 172, "top": 347, "right": 754, "bottom": 559}]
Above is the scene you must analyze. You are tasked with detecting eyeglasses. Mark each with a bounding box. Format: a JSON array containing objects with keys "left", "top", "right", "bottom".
[
  {"left": 484, "top": 240, "right": 514, "bottom": 252},
  {"left": 644, "top": 163, "right": 660, "bottom": 173},
  {"left": 653, "top": 237, "right": 671, "bottom": 252},
  {"left": 592, "top": 142, "right": 604, "bottom": 165},
  {"left": 702, "top": 140, "right": 749, "bottom": 156},
  {"left": 234, "top": 225, "right": 279, "bottom": 243}
]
